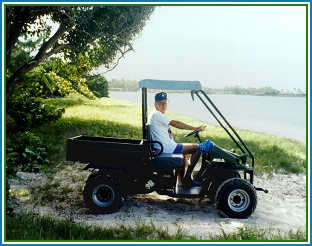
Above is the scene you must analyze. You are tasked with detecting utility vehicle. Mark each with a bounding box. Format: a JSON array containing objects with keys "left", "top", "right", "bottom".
[{"left": 66, "top": 79, "right": 267, "bottom": 218}]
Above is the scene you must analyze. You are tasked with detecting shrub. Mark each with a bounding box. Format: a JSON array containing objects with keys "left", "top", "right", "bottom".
[
  {"left": 6, "top": 115, "right": 18, "bottom": 133},
  {"left": 45, "top": 71, "right": 76, "bottom": 97},
  {"left": 10, "top": 59, "right": 96, "bottom": 100},
  {"left": 43, "top": 58, "right": 95, "bottom": 99},
  {"left": 85, "top": 74, "right": 109, "bottom": 98},
  {"left": 7, "top": 93, "right": 64, "bottom": 131},
  {"left": 19, "top": 66, "right": 53, "bottom": 98},
  {"left": 6, "top": 131, "right": 49, "bottom": 216},
  {"left": 6, "top": 131, "right": 50, "bottom": 174}
]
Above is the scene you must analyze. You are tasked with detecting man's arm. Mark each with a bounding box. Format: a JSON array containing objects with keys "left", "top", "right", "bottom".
[{"left": 170, "top": 120, "right": 206, "bottom": 131}]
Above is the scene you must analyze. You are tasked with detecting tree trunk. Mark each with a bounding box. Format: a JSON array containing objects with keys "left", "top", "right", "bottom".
[
  {"left": 6, "top": 6, "right": 34, "bottom": 67},
  {"left": 6, "top": 60, "right": 40, "bottom": 103},
  {"left": 6, "top": 21, "right": 24, "bottom": 66}
]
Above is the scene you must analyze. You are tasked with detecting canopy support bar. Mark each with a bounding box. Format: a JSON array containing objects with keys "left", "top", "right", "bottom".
[
  {"left": 193, "top": 90, "right": 255, "bottom": 167},
  {"left": 142, "top": 87, "right": 147, "bottom": 140}
]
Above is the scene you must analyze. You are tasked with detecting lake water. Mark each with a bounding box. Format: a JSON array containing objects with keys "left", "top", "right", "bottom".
[{"left": 109, "top": 91, "right": 306, "bottom": 144}]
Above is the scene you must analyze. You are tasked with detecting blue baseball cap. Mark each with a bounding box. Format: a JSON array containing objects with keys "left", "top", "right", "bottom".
[{"left": 155, "top": 92, "right": 167, "bottom": 102}]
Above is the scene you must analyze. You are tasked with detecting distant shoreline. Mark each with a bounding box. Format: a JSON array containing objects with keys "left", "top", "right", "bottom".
[
  {"left": 109, "top": 79, "right": 306, "bottom": 98},
  {"left": 109, "top": 89, "right": 306, "bottom": 98}
]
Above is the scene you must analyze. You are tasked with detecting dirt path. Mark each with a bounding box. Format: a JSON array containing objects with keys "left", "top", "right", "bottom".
[{"left": 9, "top": 166, "right": 307, "bottom": 240}]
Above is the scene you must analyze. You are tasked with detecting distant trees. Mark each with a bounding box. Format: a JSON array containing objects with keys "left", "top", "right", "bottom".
[
  {"left": 224, "top": 86, "right": 280, "bottom": 96},
  {"left": 109, "top": 79, "right": 138, "bottom": 91},
  {"left": 108, "top": 79, "right": 305, "bottom": 97},
  {"left": 108, "top": 80, "right": 305, "bottom": 97},
  {"left": 204, "top": 86, "right": 305, "bottom": 97}
]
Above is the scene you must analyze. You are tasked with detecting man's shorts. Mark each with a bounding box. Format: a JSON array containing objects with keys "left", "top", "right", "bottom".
[{"left": 173, "top": 143, "right": 183, "bottom": 154}]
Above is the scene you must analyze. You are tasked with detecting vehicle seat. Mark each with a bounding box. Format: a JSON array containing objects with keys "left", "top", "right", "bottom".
[
  {"left": 153, "top": 153, "right": 184, "bottom": 169},
  {"left": 146, "top": 124, "right": 184, "bottom": 169}
]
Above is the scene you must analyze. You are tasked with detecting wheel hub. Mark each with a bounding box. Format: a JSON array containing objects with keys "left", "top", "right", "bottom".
[
  {"left": 228, "top": 189, "right": 250, "bottom": 212},
  {"left": 92, "top": 184, "right": 115, "bottom": 207}
]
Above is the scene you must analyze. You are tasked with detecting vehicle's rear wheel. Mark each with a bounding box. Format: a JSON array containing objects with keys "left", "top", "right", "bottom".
[
  {"left": 216, "top": 178, "right": 257, "bottom": 219},
  {"left": 83, "top": 174, "right": 122, "bottom": 214}
]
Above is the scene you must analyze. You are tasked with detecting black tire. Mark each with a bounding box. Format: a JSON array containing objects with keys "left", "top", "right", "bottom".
[
  {"left": 216, "top": 178, "right": 257, "bottom": 219},
  {"left": 83, "top": 174, "right": 123, "bottom": 214}
]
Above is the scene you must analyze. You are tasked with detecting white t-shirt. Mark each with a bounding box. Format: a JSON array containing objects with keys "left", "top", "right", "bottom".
[{"left": 147, "top": 110, "right": 177, "bottom": 153}]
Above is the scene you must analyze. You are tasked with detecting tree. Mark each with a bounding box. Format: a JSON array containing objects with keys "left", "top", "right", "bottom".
[{"left": 6, "top": 5, "right": 155, "bottom": 102}]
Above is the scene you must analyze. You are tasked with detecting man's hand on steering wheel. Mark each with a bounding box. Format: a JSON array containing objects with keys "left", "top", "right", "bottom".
[
  {"left": 184, "top": 125, "right": 206, "bottom": 138},
  {"left": 196, "top": 125, "right": 206, "bottom": 132}
]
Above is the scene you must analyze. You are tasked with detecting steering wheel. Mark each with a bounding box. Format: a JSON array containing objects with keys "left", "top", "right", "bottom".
[{"left": 184, "top": 130, "right": 200, "bottom": 138}]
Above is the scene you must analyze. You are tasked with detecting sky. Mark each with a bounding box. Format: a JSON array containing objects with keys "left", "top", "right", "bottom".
[{"left": 102, "top": 5, "right": 306, "bottom": 91}]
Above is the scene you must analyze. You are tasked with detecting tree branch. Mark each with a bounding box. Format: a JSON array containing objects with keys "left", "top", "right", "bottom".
[
  {"left": 102, "top": 45, "right": 134, "bottom": 74},
  {"left": 45, "top": 44, "right": 71, "bottom": 57},
  {"left": 33, "top": 22, "right": 72, "bottom": 62}
]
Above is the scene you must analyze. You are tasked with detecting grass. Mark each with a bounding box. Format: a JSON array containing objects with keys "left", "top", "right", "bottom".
[
  {"left": 32, "top": 94, "right": 306, "bottom": 174},
  {"left": 8, "top": 201, "right": 306, "bottom": 241},
  {"left": 6, "top": 213, "right": 306, "bottom": 241},
  {"left": 209, "top": 226, "right": 306, "bottom": 241},
  {"left": 6, "top": 212, "right": 191, "bottom": 241}
]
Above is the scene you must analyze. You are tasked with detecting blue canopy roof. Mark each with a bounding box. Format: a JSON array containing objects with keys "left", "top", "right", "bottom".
[{"left": 139, "top": 79, "right": 202, "bottom": 91}]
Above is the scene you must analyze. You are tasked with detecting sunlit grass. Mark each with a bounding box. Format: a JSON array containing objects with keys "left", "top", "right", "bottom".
[{"left": 63, "top": 97, "right": 143, "bottom": 128}]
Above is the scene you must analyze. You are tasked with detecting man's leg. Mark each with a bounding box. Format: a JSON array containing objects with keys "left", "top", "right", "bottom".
[
  {"left": 176, "top": 143, "right": 200, "bottom": 185},
  {"left": 176, "top": 155, "right": 187, "bottom": 185},
  {"left": 175, "top": 143, "right": 201, "bottom": 194},
  {"left": 181, "top": 143, "right": 200, "bottom": 166}
]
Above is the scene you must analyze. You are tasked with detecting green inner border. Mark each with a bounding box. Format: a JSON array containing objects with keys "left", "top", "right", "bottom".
[{"left": 2, "top": 2, "right": 310, "bottom": 243}]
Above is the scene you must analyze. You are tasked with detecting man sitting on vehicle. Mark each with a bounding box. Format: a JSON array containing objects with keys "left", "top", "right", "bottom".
[{"left": 148, "top": 92, "right": 206, "bottom": 194}]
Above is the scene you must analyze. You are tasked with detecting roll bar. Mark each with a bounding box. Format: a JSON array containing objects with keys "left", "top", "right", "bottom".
[
  {"left": 142, "top": 88, "right": 148, "bottom": 139},
  {"left": 191, "top": 90, "right": 255, "bottom": 168}
]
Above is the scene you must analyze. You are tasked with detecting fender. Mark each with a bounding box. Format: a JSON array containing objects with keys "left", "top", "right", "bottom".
[
  {"left": 83, "top": 163, "right": 129, "bottom": 185},
  {"left": 83, "top": 163, "right": 131, "bottom": 196},
  {"left": 202, "top": 167, "right": 240, "bottom": 202},
  {"left": 214, "top": 177, "right": 240, "bottom": 203}
]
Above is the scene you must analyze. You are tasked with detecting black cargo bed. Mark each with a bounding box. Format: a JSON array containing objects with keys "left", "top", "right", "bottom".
[{"left": 66, "top": 136, "right": 145, "bottom": 167}]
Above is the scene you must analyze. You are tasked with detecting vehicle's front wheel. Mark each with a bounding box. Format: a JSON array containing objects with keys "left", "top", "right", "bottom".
[
  {"left": 83, "top": 174, "right": 123, "bottom": 214},
  {"left": 216, "top": 178, "right": 257, "bottom": 219}
]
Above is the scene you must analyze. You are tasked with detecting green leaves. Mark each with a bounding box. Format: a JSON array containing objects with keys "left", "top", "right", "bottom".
[
  {"left": 9, "top": 57, "right": 96, "bottom": 100},
  {"left": 85, "top": 74, "right": 109, "bottom": 98},
  {"left": 8, "top": 94, "right": 65, "bottom": 131},
  {"left": 6, "top": 131, "right": 50, "bottom": 177}
]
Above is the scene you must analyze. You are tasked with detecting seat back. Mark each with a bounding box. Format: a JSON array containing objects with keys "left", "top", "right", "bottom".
[
  {"left": 146, "top": 124, "right": 184, "bottom": 169},
  {"left": 146, "top": 124, "right": 152, "bottom": 142},
  {"left": 146, "top": 124, "right": 155, "bottom": 157},
  {"left": 146, "top": 124, "right": 164, "bottom": 156}
]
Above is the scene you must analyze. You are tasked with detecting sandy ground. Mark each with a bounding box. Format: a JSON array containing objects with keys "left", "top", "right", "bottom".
[{"left": 9, "top": 164, "right": 307, "bottom": 240}]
